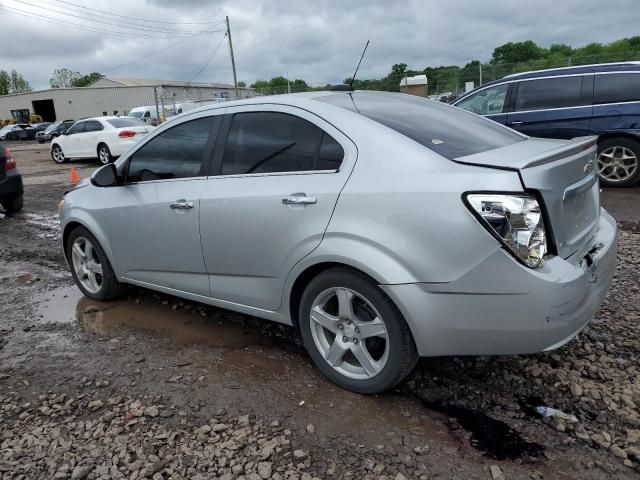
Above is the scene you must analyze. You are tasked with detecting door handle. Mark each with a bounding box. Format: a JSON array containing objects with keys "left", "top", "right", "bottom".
[
  {"left": 282, "top": 195, "right": 317, "bottom": 205},
  {"left": 508, "top": 121, "right": 523, "bottom": 126},
  {"left": 170, "top": 200, "right": 194, "bottom": 210}
]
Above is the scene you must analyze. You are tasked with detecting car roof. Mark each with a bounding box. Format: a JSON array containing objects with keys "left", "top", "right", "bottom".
[{"left": 454, "top": 61, "right": 640, "bottom": 104}]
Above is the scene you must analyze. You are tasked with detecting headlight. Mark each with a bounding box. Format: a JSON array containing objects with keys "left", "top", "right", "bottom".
[{"left": 465, "top": 193, "right": 547, "bottom": 268}]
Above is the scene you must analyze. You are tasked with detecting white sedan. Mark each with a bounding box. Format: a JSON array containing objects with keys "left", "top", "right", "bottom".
[{"left": 50, "top": 116, "right": 154, "bottom": 165}]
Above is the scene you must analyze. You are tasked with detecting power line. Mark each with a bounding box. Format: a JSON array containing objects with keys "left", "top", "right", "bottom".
[
  {"left": 103, "top": 29, "right": 219, "bottom": 73},
  {"left": 1, "top": 5, "right": 224, "bottom": 39},
  {"left": 12, "top": 0, "right": 212, "bottom": 35},
  {"left": 189, "top": 34, "right": 227, "bottom": 81},
  {"left": 47, "top": 0, "right": 225, "bottom": 26}
]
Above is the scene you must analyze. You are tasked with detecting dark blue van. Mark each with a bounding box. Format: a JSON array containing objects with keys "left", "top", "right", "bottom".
[{"left": 452, "top": 62, "right": 640, "bottom": 187}]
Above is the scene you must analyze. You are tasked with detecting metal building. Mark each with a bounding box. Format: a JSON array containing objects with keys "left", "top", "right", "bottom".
[{"left": 0, "top": 76, "right": 255, "bottom": 123}]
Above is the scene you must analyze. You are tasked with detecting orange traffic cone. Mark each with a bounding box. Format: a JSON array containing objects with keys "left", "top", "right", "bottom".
[{"left": 70, "top": 166, "right": 79, "bottom": 184}]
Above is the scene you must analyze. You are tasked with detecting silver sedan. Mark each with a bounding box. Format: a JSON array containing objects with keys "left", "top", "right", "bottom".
[{"left": 59, "top": 91, "right": 617, "bottom": 393}]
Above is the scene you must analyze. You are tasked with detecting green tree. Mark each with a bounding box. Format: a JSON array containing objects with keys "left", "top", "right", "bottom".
[
  {"left": 72, "top": 72, "right": 103, "bottom": 87},
  {"left": 0, "top": 70, "right": 10, "bottom": 95},
  {"left": 491, "top": 40, "right": 546, "bottom": 64},
  {"left": 237, "top": 81, "right": 246, "bottom": 87},
  {"left": 549, "top": 43, "right": 574, "bottom": 57},
  {"left": 50, "top": 68, "right": 81, "bottom": 88},
  {"left": 9, "top": 70, "right": 31, "bottom": 93}
]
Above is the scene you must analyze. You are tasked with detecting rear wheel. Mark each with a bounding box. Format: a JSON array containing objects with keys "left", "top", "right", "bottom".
[
  {"left": 51, "top": 144, "right": 66, "bottom": 164},
  {"left": 0, "top": 193, "right": 23, "bottom": 213},
  {"left": 97, "top": 143, "right": 113, "bottom": 165},
  {"left": 298, "top": 268, "right": 418, "bottom": 394},
  {"left": 66, "top": 226, "right": 124, "bottom": 300},
  {"left": 597, "top": 137, "right": 640, "bottom": 187}
]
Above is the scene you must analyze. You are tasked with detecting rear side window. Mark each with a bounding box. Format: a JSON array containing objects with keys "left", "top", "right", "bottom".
[
  {"left": 221, "top": 112, "right": 343, "bottom": 175},
  {"left": 107, "top": 117, "right": 147, "bottom": 128},
  {"left": 126, "top": 116, "right": 216, "bottom": 183},
  {"left": 66, "top": 122, "right": 85, "bottom": 134},
  {"left": 317, "top": 92, "right": 523, "bottom": 159},
  {"left": 83, "top": 121, "right": 103, "bottom": 132},
  {"left": 594, "top": 73, "right": 640, "bottom": 104},
  {"left": 515, "top": 76, "right": 584, "bottom": 111}
]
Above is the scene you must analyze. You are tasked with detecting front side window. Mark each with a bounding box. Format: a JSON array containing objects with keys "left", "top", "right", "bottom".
[
  {"left": 594, "top": 73, "right": 640, "bottom": 104},
  {"left": 221, "top": 112, "right": 343, "bottom": 175},
  {"left": 126, "top": 116, "right": 216, "bottom": 183},
  {"left": 515, "top": 76, "right": 584, "bottom": 111},
  {"left": 66, "top": 122, "right": 85, "bottom": 135},
  {"left": 455, "top": 83, "right": 509, "bottom": 115}
]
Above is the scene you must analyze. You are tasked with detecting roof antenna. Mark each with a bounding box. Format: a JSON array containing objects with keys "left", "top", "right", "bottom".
[{"left": 349, "top": 40, "right": 370, "bottom": 89}]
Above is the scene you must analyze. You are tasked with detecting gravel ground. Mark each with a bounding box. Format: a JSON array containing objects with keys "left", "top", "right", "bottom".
[{"left": 1, "top": 143, "right": 639, "bottom": 479}]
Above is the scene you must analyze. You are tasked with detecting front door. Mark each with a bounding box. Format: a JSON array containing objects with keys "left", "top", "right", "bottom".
[
  {"left": 506, "top": 74, "right": 594, "bottom": 139},
  {"left": 200, "top": 106, "right": 357, "bottom": 311},
  {"left": 103, "top": 115, "right": 220, "bottom": 297}
]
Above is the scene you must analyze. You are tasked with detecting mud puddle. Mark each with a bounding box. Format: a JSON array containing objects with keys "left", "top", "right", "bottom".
[
  {"left": 421, "top": 398, "right": 544, "bottom": 461},
  {"left": 36, "top": 286, "right": 263, "bottom": 348},
  {"left": 24, "top": 212, "right": 60, "bottom": 239}
]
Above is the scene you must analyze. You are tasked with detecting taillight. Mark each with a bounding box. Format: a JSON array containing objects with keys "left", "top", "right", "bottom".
[
  {"left": 4, "top": 149, "right": 16, "bottom": 171},
  {"left": 118, "top": 130, "right": 137, "bottom": 138}
]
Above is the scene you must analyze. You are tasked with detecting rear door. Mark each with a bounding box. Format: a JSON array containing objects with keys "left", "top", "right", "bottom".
[
  {"left": 507, "top": 74, "right": 594, "bottom": 138},
  {"left": 77, "top": 120, "right": 104, "bottom": 157},
  {"left": 199, "top": 105, "right": 357, "bottom": 311},
  {"left": 591, "top": 71, "right": 640, "bottom": 133}
]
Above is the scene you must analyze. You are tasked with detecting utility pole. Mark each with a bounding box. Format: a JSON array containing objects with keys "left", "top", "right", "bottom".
[
  {"left": 226, "top": 16, "right": 239, "bottom": 99},
  {"left": 479, "top": 62, "right": 483, "bottom": 86}
]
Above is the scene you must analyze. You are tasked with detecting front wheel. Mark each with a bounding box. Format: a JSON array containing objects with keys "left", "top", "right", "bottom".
[
  {"left": 1, "top": 193, "right": 23, "bottom": 213},
  {"left": 66, "top": 226, "right": 124, "bottom": 300},
  {"left": 97, "top": 144, "right": 113, "bottom": 165},
  {"left": 51, "top": 144, "right": 66, "bottom": 164},
  {"left": 597, "top": 137, "right": 640, "bottom": 187},
  {"left": 299, "top": 268, "right": 418, "bottom": 394}
]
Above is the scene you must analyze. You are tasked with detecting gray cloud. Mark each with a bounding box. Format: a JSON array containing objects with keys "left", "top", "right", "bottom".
[{"left": 0, "top": 0, "right": 638, "bottom": 90}]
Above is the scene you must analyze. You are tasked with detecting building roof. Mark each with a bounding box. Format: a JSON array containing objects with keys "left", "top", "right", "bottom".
[
  {"left": 399, "top": 74, "right": 428, "bottom": 86},
  {"left": 90, "top": 76, "right": 239, "bottom": 89}
]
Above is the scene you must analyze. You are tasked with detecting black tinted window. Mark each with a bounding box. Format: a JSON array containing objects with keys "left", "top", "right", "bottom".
[
  {"left": 317, "top": 92, "right": 523, "bottom": 159},
  {"left": 84, "top": 121, "right": 103, "bottom": 132},
  {"left": 66, "top": 122, "right": 85, "bottom": 134},
  {"left": 222, "top": 112, "right": 342, "bottom": 175},
  {"left": 515, "top": 76, "right": 584, "bottom": 111},
  {"left": 107, "top": 117, "right": 147, "bottom": 128},
  {"left": 595, "top": 73, "right": 640, "bottom": 104},
  {"left": 127, "top": 117, "right": 215, "bottom": 183},
  {"left": 318, "top": 133, "right": 344, "bottom": 170}
]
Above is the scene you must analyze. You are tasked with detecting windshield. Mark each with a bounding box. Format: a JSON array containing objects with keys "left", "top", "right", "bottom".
[
  {"left": 128, "top": 110, "right": 145, "bottom": 118},
  {"left": 316, "top": 92, "right": 524, "bottom": 159},
  {"left": 44, "top": 122, "right": 61, "bottom": 133}
]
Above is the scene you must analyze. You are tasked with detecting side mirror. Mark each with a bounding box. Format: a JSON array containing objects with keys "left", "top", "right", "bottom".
[{"left": 91, "top": 163, "right": 118, "bottom": 187}]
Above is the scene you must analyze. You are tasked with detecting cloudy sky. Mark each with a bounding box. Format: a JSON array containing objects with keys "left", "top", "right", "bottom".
[{"left": 0, "top": 0, "right": 638, "bottom": 90}]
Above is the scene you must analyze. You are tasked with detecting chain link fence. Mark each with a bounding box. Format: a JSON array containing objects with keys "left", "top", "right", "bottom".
[{"left": 249, "top": 50, "right": 640, "bottom": 101}]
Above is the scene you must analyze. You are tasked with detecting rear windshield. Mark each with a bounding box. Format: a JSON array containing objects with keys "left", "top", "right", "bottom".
[
  {"left": 316, "top": 92, "right": 524, "bottom": 159},
  {"left": 128, "top": 111, "right": 145, "bottom": 118},
  {"left": 107, "top": 117, "right": 147, "bottom": 128}
]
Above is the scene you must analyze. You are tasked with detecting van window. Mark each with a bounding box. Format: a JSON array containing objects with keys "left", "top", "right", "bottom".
[
  {"left": 594, "top": 73, "right": 640, "bottom": 104},
  {"left": 515, "top": 76, "right": 585, "bottom": 111},
  {"left": 455, "top": 83, "right": 509, "bottom": 115}
]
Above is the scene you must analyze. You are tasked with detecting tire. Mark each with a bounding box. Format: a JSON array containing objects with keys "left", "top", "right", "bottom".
[
  {"left": 298, "top": 267, "right": 418, "bottom": 394},
  {"left": 0, "top": 193, "right": 23, "bottom": 213},
  {"left": 66, "top": 226, "right": 124, "bottom": 301},
  {"left": 97, "top": 143, "right": 113, "bottom": 165},
  {"left": 51, "top": 144, "right": 66, "bottom": 164},
  {"left": 597, "top": 137, "right": 640, "bottom": 187}
]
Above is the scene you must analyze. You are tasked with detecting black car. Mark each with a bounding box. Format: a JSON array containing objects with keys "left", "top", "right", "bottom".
[
  {"left": 0, "top": 124, "right": 32, "bottom": 141},
  {"left": 0, "top": 143, "right": 24, "bottom": 212},
  {"left": 36, "top": 120, "right": 75, "bottom": 143}
]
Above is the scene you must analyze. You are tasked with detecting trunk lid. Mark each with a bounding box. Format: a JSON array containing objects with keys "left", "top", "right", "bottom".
[{"left": 456, "top": 136, "right": 600, "bottom": 260}]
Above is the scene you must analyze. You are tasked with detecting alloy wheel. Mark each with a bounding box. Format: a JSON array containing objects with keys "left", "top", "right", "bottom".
[
  {"left": 309, "top": 287, "right": 389, "bottom": 380},
  {"left": 52, "top": 146, "right": 65, "bottom": 164},
  {"left": 597, "top": 146, "right": 638, "bottom": 183},
  {"left": 98, "top": 146, "right": 110, "bottom": 165},
  {"left": 71, "top": 237, "right": 103, "bottom": 294}
]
